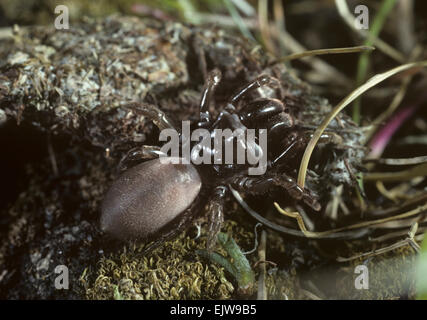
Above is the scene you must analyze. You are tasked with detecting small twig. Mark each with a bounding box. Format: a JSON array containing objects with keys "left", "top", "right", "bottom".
[
  {"left": 295, "top": 205, "right": 315, "bottom": 230},
  {"left": 366, "top": 191, "right": 427, "bottom": 217},
  {"left": 364, "top": 162, "right": 427, "bottom": 182},
  {"left": 273, "top": 0, "right": 287, "bottom": 55},
  {"left": 269, "top": 46, "right": 374, "bottom": 65},
  {"left": 375, "top": 177, "right": 424, "bottom": 202},
  {"left": 300, "top": 289, "right": 322, "bottom": 300},
  {"left": 365, "top": 155, "right": 427, "bottom": 166},
  {"left": 229, "top": 185, "right": 369, "bottom": 240},
  {"left": 270, "top": 27, "right": 353, "bottom": 88},
  {"left": 256, "top": 230, "right": 267, "bottom": 300},
  {"left": 334, "top": 0, "right": 405, "bottom": 62},
  {"left": 363, "top": 61, "right": 414, "bottom": 143},
  {"left": 258, "top": 0, "right": 276, "bottom": 54},
  {"left": 367, "top": 212, "right": 427, "bottom": 229},
  {"left": 352, "top": 0, "right": 399, "bottom": 123},
  {"left": 243, "top": 223, "right": 262, "bottom": 255},
  {"left": 274, "top": 205, "right": 312, "bottom": 237},
  {"left": 370, "top": 227, "right": 427, "bottom": 243},
  {"left": 253, "top": 259, "right": 277, "bottom": 269},
  {"left": 224, "top": 0, "right": 256, "bottom": 42},
  {"left": 274, "top": 202, "right": 427, "bottom": 237},
  {"left": 337, "top": 223, "right": 420, "bottom": 262},
  {"left": 396, "top": 0, "right": 416, "bottom": 56},
  {"left": 230, "top": 0, "right": 255, "bottom": 16},
  {"left": 397, "top": 134, "right": 427, "bottom": 145},
  {"left": 375, "top": 181, "right": 399, "bottom": 203},
  {"left": 304, "top": 280, "right": 325, "bottom": 300},
  {"left": 297, "top": 60, "right": 427, "bottom": 189},
  {"left": 195, "top": 13, "right": 258, "bottom": 29}
]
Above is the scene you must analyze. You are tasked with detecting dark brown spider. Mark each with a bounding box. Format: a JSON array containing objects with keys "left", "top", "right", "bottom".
[{"left": 100, "top": 69, "right": 347, "bottom": 252}]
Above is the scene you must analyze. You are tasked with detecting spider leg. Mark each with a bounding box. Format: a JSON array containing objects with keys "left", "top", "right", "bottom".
[
  {"left": 117, "top": 145, "right": 166, "bottom": 172},
  {"left": 117, "top": 103, "right": 175, "bottom": 171},
  {"left": 198, "top": 69, "right": 222, "bottom": 128},
  {"left": 230, "top": 174, "right": 321, "bottom": 211},
  {"left": 123, "top": 102, "right": 176, "bottom": 131},
  {"left": 270, "top": 175, "right": 321, "bottom": 211},
  {"left": 239, "top": 98, "right": 288, "bottom": 126},
  {"left": 227, "top": 74, "right": 281, "bottom": 107},
  {"left": 192, "top": 34, "right": 208, "bottom": 80},
  {"left": 209, "top": 110, "right": 263, "bottom": 165},
  {"left": 206, "top": 186, "right": 227, "bottom": 250},
  {"left": 210, "top": 109, "right": 243, "bottom": 130}
]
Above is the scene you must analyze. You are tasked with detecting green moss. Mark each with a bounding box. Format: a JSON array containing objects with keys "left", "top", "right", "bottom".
[
  {"left": 265, "top": 268, "right": 300, "bottom": 300},
  {"left": 81, "top": 221, "right": 256, "bottom": 300}
]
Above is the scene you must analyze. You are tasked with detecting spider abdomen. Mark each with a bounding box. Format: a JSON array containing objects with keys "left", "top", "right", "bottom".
[{"left": 100, "top": 157, "right": 202, "bottom": 241}]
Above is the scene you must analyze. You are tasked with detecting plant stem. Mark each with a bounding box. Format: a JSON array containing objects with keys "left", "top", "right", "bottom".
[{"left": 353, "top": 0, "right": 398, "bottom": 124}]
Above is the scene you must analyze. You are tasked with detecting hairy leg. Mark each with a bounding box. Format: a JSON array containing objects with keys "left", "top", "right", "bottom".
[
  {"left": 227, "top": 74, "right": 280, "bottom": 107},
  {"left": 229, "top": 173, "right": 321, "bottom": 211},
  {"left": 239, "top": 98, "right": 287, "bottom": 125},
  {"left": 124, "top": 102, "right": 176, "bottom": 131},
  {"left": 198, "top": 69, "right": 222, "bottom": 128},
  {"left": 117, "top": 103, "right": 175, "bottom": 172},
  {"left": 118, "top": 145, "right": 166, "bottom": 172},
  {"left": 206, "top": 186, "right": 227, "bottom": 250}
]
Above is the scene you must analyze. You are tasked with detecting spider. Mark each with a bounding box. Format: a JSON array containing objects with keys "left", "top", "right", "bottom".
[{"left": 100, "top": 69, "right": 325, "bottom": 252}]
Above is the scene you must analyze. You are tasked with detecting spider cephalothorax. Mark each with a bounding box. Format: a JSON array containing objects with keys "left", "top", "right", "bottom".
[{"left": 100, "top": 69, "right": 323, "bottom": 251}]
